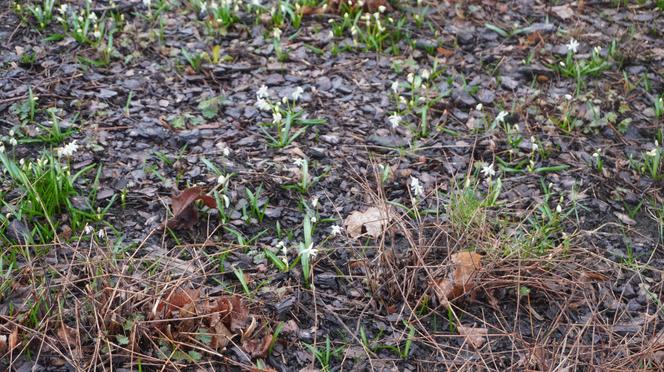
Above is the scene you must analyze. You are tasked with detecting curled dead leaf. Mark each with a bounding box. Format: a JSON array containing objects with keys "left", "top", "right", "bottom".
[
  {"left": 156, "top": 288, "right": 200, "bottom": 319},
  {"left": 242, "top": 334, "right": 273, "bottom": 358},
  {"left": 431, "top": 252, "right": 482, "bottom": 306},
  {"left": 165, "top": 187, "right": 217, "bottom": 229},
  {"left": 344, "top": 206, "right": 392, "bottom": 238}
]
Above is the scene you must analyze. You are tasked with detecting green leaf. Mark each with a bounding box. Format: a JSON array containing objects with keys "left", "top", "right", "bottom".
[
  {"left": 170, "top": 115, "right": 186, "bottom": 129},
  {"left": 116, "top": 334, "right": 129, "bottom": 345},
  {"left": 198, "top": 96, "right": 228, "bottom": 119},
  {"left": 484, "top": 23, "right": 509, "bottom": 38},
  {"left": 188, "top": 350, "right": 203, "bottom": 362}
]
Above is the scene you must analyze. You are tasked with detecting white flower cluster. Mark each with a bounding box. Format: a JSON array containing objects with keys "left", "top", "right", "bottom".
[
  {"left": 254, "top": 84, "right": 305, "bottom": 114},
  {"left": 410, "top": 176, "right": 424, "bottom": 198},
  {"left": 56, "top": 140, "right": 79, "bottom": 158}
]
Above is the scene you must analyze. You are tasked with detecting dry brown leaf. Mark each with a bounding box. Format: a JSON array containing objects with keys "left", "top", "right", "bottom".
[
  {"left": 210, "top": 320, "right": 234, "bottom": 350},
  {"left": 57, "top": 324, "right": 77, "bottom": 346},
  {"left": 229, "top": 295, "right": 249, "bottom": 333},
  {"left": 437, "top": 47, "right": 455, "bottom": 58},
  {"left": 166, "top": 187, "right": 217, "bottom": 229},
  {"left": 551, "top": 4, "right": 574, "bottom": 20},
  {"left": 57, "top": 324, "right": 82, "bottom": 358},
  {"left": 458, "top": 325, "right": 488, "bottom": 348},
  {"left": 451, "top": 252, "right": 482, "bottom": 290},
  {"left": 579, "top": 271, "right": 609, "bottom": 282},
  {"left": 8, "top": 328, "right": 18, "bottom": 350},
  {"left": 0, "top": 335, "right": 6, "bottom": 354},
  {"left": 156, "top": 288, "right": 200, "bottom": 318},
  {"left": 242, "top": 334, "right": 273, "bottom": 358},
  {"left": 431, "top": 279, "right": 455, "bottom": 307},
  {"left": 431, "top": 252, "right": 482, "bottom": 306},
  {"left": 344, "top": 206, "right": 392, "bottom": 238}
]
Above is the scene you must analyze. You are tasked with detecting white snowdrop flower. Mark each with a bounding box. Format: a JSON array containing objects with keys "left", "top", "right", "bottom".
[
  {"left": 481, "top": 162, "right": 496, "bottom": 178},
  {"left": 221, "top": 194, "right": 230, "bottom": 208},
  {"left": 97, "top": 228, "right": 106, "bottom": 239},
  {"left": 475, "top": 103, "right": 483, "bottom": 111},
  {"left": 276, "top": 240, "right": 287, "bottom": 251},
  {"left": 328, "top": 30, "right": 334, "bottom": 39},
  {"left": 88, "top": 12, "right": 97, "bottom": 23},
  {"left": 84, "top": 224, "right": 94, "bottom": 235},
  {"left": 566, "top": 38, "right": 579, "bottom": 53},
  {"left": 300, "top": 242, "right": 318, "bottom": 258},
  {"left": 410, "top": 176, "right": 424, "bottom": 198},
  {"left": 281, "top": 96, "right": 288, "bottom": 104},
  {"left": 0, "top": 144, "right": 4, "bottom": 153},
  {"left": 93, "top": 30, "right": 101, "bottom": 39},
  {"left": 495, "top": 111, "right": 508, "bottom": 124},
  {"left": 378, "top": 5, "right": 386, "bottom": 13},
  {"left": 406, "top": 72, "right": 414, "bottom": 84},
  {"left": 556, "top": 204, "right": 562, "bottom": 213},
  {"left": 330, "top": 225, "right": 342, "bottom": 236},
  {"left": 350, "top": 25, "right": 359, "bottom": 36},
  {"left": 255, "top": 98, "right": 271, "bottom": 111},
  {"left": 593, "top": 46, "right": 601, "bottom": 55},
  {"left": 272, "top": 28, "right": 282, "bottom": 39},
  {"left": 293, "top": 158, "right": 305, "bottom": 167},
  {"left": 58, "top": 4, "right": 68, "bottom": 14},
  {"left": 19, "top": 158, "right": 25, "bottom": 166},
  {"left": 391, "top": 81, "right": 399, "bottom": 93},
  {"left": 311, "top": 197, "right": 319, "bottom": 208},
  {"left": 251, "top": 0, "right": 261, "bottom": 5},
  {"left": 388, "top": 113, "right": 401, "bottom": 129},
  {"left": 647, "top": 148, "right": 658, "bottom": 157},
  {"left": 217, "top": 174, "right": 228, "bottom": 185},
  {"left": 530, "top": 137, "right": 538, "bottom": 152},
  {"left": 421, "top": 69, "right": 430, "bottom": 80},
  {"left": 142, "top": 0, "right": 151, "bottom": 7},
  {"left": 257, "top": 84, "right": 269, "bottom": 99},
  {"left": 291, "top": 86, "right": 304, "bottom": 101},
  {"left": 57, "top": 140, "right": 79, "bottom": 157},
  {"left": 310, "top": 216, "right": 317, "bottom": 224},
  {"left": 215, "top": 142, "right": 231, "bottom": 156},
  {"left": 564, "top": 94, "right": 573, "bottom": 101},
  {"left": 9, "top": 138, "right": 18, "bottom": 147},
  {"left": 399, "top": 96, "right": 407, "bottom": 105},
  {"left": 272, "top": 111, "right": 283, "bottom": 124},
  {"left": 9, "top": 129, "right": 15, "bottom": 137},
  {"left": 592, "top": 149, "right": 601, "bottom": 158}
]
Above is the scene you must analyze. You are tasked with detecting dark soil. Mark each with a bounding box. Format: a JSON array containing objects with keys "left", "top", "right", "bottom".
[{"left": 1, "top": 1, "right": 663, "bottom": 371}]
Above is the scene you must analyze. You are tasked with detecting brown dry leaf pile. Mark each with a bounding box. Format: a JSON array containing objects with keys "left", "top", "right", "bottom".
[
  {"left": 431, "top": 252, "right": 483, "bottom": 307},
  {"left": 165, "top": 186, "right": 217, "bottom": 229},
  {"left": 143, "top": 288, "right": 272, "bottom": 358}
]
